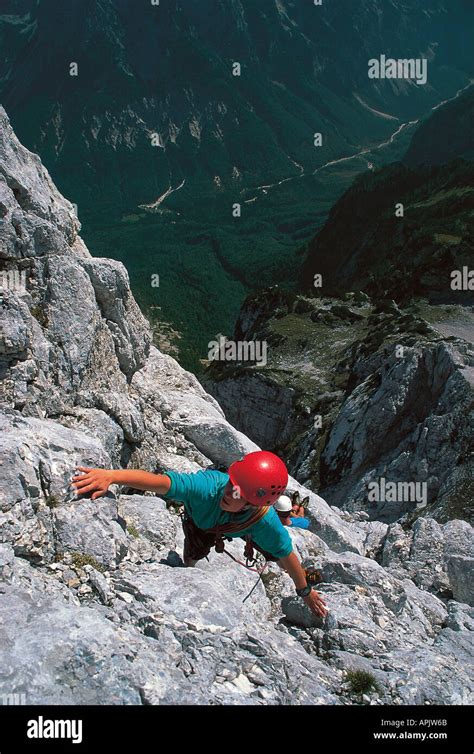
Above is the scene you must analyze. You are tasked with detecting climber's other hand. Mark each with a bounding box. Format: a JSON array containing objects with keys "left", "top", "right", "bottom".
[
  {"left": 303, "top": 588, "right": 327, "bottom": 618},
  {"left": 71, "top": 467, "right": 114, "bottom": 500}
]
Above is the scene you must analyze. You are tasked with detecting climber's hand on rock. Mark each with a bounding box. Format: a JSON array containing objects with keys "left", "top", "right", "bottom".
[
  {"left": 303, "top": 589, "right": 328, "bottom": 618},
  {"left": 71, "top": 467, "right": 113, "bottom": 501}
]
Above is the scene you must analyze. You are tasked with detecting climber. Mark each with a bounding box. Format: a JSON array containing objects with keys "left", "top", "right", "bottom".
[
  {"left": 275, "top": 495, "right": 310, "bottom": 530},
  {"left": 70, "top": 450, "right": 327, "bottom": 618}
]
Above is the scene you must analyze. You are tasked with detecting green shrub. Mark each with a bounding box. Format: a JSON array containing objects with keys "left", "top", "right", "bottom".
[
  {"left": 126, "top": 524, "right": 140, "bottom": 539},
  {"left": 45, "top": 494, "right": 60, "bottom": 509},
  {"left": 71, "top": 552, "right": 105, "bottom": 573},
  {"left": 345, "top": 670, "right": 379, "bottom": 695}
]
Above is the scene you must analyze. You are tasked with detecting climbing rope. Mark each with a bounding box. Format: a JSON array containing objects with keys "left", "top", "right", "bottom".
[
  {"left": 222, "top": 547, "right": 270, "bottom": 603},
  {"left": 222, "top": 547, "right": 263, "bottom": 573},
  {"left": 178, "top": 507, "right": 271, "bottom": 603}
]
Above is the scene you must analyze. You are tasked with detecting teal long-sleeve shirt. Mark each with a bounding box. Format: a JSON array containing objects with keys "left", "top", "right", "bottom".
[{"left": 162, "top": 469, "right": 293, "bottom": 559}]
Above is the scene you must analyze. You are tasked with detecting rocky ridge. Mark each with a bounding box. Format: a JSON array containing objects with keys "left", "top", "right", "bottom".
[
  {"left": 0, "top": 107, "right": 473, "bottom": 705},
  {"left": 205, "top": 289, "right": 473, "bottom": 525}
]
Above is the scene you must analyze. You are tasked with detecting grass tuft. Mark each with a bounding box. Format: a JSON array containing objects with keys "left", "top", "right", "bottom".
[{"left": 345, "top": 670, "right": 380, "bottom": 696}]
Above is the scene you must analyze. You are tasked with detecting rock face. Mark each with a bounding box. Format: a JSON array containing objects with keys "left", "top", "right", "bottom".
[
  {"left": 0, "top": 108, "right": 473, "bottom": 706},
  {"left": 321, "top": 323, "right": 474, "bottom": 523},
  {"left": 381, "top": 518, "right": 474, "bottom": 606},
  {"left": 3, "top": 1, "right": 473, "bottom": 370},
  {"left": 205, "top": 288, "right": 474, "bottom": 526},
  {"left": 203, "top": 288, "right": 366, "bottom": 470}
]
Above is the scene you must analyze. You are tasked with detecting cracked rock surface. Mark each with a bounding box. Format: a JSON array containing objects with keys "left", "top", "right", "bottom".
[{"left": 0, "top": 106, "right": 473, "bottom": 705}]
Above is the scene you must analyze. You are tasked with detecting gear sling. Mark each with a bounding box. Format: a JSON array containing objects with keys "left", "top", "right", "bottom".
[{"left": 180, "top": 505, "right": 279, "bottom": 565}]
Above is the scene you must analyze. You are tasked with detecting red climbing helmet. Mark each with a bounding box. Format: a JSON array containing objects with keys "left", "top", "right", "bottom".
[{"left": 228, "top": 451, "right": 288, "bottom": 507}]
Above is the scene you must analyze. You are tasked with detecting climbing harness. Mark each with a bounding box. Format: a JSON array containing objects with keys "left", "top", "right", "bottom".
[{"left": 204, "top": 505, "right": 270, "bottom": 555}]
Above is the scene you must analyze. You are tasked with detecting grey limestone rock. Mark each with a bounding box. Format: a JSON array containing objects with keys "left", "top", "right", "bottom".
[{"left": 0, "top": 106, "right": 472, "bottom": 706}]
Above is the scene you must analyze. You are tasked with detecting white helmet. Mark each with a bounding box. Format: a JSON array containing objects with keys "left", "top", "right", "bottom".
[{"left": 275, "top": 494, "right": 292, "bottom": 513}]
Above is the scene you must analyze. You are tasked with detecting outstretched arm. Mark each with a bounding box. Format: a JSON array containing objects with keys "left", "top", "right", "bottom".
[
  {"left": 278, "top": 551, "right": 327, "bottom": 618},
  {"left": 71, "top": 467, "right": 171, "bottom": 500}
]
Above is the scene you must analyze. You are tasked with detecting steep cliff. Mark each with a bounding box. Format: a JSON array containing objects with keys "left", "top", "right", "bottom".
[
  {"left": 0, "top": 109, "right": 473, "bottom": 705},
  {"left": 205, "top": 88, "right": 474, "bottom": 526},
  {"left": 204, "top": 289, "right": 474, "bottom": 524},
  {"left": 2, "top": 0, "right": 474, "bottom": 368}
]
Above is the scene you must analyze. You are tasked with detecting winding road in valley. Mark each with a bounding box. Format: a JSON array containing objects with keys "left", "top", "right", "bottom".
[{"left": 242, "top": 80, "right": 474, "bottom": 205}]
